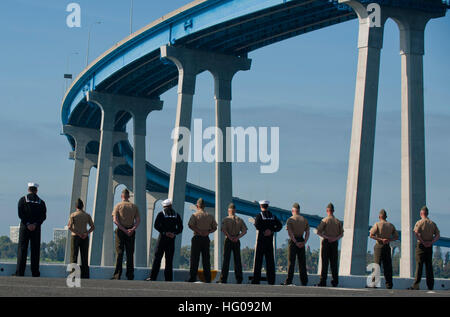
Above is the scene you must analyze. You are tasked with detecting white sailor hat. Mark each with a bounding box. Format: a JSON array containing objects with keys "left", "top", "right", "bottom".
[
  {"left": 162, "top": 199, "right": 172, "bottom": 207},
  {"left": 28, "top": 182, "right": 39, "bottom": 188},
  {"left": 258, "top": 200, "right": 270, "bottom": 205}
]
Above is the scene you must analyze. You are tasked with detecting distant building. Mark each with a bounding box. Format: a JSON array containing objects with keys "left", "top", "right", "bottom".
[
  {"left": 9, "top": 225, "right": 20, "bottom": 243},
  {"left": 53, "top": 226, "right": 68, "bottom": 242}
]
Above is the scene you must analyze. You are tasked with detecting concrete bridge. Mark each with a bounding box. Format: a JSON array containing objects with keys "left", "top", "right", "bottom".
[{"left": 61, "top": 0, "right": 450, "bottom": 279}]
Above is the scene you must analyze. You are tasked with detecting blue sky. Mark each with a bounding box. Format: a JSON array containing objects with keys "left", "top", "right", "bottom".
[{"left": 0, "top": 1, "right": 449, "bottom": 252}]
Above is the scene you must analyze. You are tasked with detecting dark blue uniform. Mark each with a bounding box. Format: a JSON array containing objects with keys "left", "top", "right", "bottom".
[
  {"left": 16, "top": 193, "right": 47, "bottom": 277},
  {"left": 149, "top": 207, "right": 183, "bottom": 281},
  {"left": 252, "top": 211, "right": 282, "bottom": 284}
]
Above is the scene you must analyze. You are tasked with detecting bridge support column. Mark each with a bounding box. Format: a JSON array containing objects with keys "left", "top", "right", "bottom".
[
  {"left": 101, "top": 156, "right": 126, "bottom": 267},
  {"left": 64, "top": 142, "right": 86, "bottom": 265},
  {"left": 339, "top": 1, "right": 386, "bottom": 276},
  {"left": 211, "top": 57, "right": 251, "bottom": 271},
  {"left": 161, "top": 45, "right": 251, "bottom": 269},
  {"left": 79, "top": 160, "right": 92, "bottom": 208},
  {"left": 161, "top": 45, "right": 200, "bottom": 268},
  {"left": 388, "top": 9, "right": 442, "bottom": 278},
  {"left": 74, "top": 153, "right": 97, "bottom": 265},
  {"left": 102, "top": 165, "right": 115, "bottom": 267},
  {"left": 316, "top": 230, "right": 323, "bottom": 275},
  {"left": 63, "top": 125, "right": 100, "bottom": 264},
  {"left": 86, "top": 93, "right": 116, "bottom": 266},
  {"left": 131, "top": 103, "right": 163, "bottom": 268},
  {"left": 146, "top": 192, "right": 165, "bottom": 266}
]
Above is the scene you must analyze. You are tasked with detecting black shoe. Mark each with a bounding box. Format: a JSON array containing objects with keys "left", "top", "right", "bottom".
[
  {"left": 407, "top": 287, "right": 418, "bottom": 290},
  {"left": 236, "top": 280, "right": 242, "bottom": 284},
  {"left": 315, "top": 283, "right": 326, "bottom": 287},
  {"left": 251, "top": 281, "right": 260, "bottom": 285},
  {"left": 186, "top": 279, "right": 196, "bottom": 283}
]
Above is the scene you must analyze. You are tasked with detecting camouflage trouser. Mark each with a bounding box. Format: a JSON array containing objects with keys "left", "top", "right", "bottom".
[
  {"left": 285, "top": 239, "right": 308, "bottom": 286},
  {"left": 219, "top": 238, "right": 243, "bottom": 283},
  {"left": 70, "top": 235, "right": 90, "bottom": 279},
  {"left": 189, "top": 236, "right": 211, "bottom": 282},
  {"left": 319, "top": 239, "right": 339, "bottom": 286},
  {"left": 412, "top": 244, "right": 434, "bottom": 290},
  {"left": 113, "top": 229, "right": 135, "bottom": 280},
  {"left": 373, "top": 244, "right": 392, "bottom": 288}
]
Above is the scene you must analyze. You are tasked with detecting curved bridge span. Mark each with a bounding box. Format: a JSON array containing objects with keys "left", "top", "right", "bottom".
[{"left": 61, "top": 0, "right": 449, "bottom": 273}]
